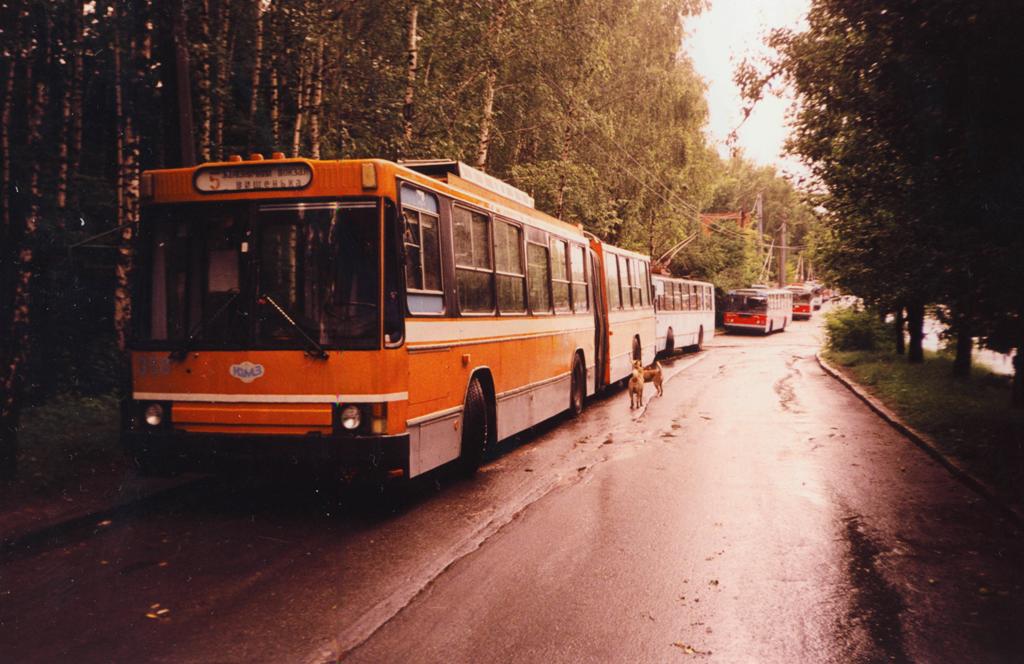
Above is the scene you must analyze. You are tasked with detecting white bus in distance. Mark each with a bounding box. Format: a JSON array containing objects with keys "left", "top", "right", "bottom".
[{"left": 652, "top": 275, "right": 715, "bottom": 354}]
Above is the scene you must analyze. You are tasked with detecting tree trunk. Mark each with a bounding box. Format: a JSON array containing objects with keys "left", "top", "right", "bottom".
[
  {"left": 196, "top": 0, "right": 212, "bottom": 161},
  {"left": 475, "top": 68, "right": 497, "bottom": 170},
  {"left": 1013, "top": 301, "right": 1023, "bottom": 409},
  {"left": 906, "top": 302, "right": 925, "bottom": 363},
  {"left": 113, "top": 4, "right": 125, "bottom": 224},
  {"left": 555, "top": 119, "right": 572, "bottom": 219},
  {"left": 1, "top": 73, "right": 47, "bottom": 480},
  {"left": 157, "top": 0, "right": 195, "bottom": 167},
  {"left": 401, "top": 1, "right": 419, "bottom": 154},
  {"left": 70, "top": 4, "right": 84, "bottom": 204},
  {"left": 248, "top": 5, "right": 263, "bottom": 149},
  {"left": 1, "top": 55, "right": 13, "bottom": 232},
  {"left": 212, "top": 0, "right": 231, "bottom": 159},
  {"left": 270, "top": 56, "right": 280, "bottom": 147},
  {"left": 952, "top": 309, "right": 972, "bottom": 379},
  {"left": 309, "top": 40, "right": 324, "bottom": 160},
  {"left": 894, "top": 305, "right": 905, "bottom": 355},
  {"left": 291, "top": 58, "right": 307, "bottom": 158}
]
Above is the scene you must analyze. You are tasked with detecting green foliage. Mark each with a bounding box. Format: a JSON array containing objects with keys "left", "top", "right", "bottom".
[
  {"left": 749, "top": 0, "right": 1024, "bottom": 383},
  {"left": 824, "top": 349, "right": 1023, "bottom": 498},
  {"left": 823, "top": 306, "right": 891, "bottom": 352},
  {"left": 16, "top": 393, "right": 122, "bottom": 492}
]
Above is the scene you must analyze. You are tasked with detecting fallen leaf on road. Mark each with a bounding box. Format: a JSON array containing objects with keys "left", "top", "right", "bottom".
[
  {"left": 709, "top": 579, "right": 719, "bottom": 586},
  {"left": 671, "top": 642, "right": 711, "bottom": 656}
]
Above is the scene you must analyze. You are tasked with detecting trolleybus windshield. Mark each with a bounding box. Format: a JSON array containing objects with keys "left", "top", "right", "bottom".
[
  {"left": 725, "top": 293, "right": 767, "bottom": 312},
  {"left": 137, "top": 200, "right": 381, "bottom": 351}
]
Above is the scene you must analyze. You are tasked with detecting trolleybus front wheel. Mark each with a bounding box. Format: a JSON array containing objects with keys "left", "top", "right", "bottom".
[{"left": 665, "top": 329, "right": 675, "bottom": 355}]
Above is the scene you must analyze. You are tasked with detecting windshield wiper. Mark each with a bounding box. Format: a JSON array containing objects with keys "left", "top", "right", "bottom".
[
  {"left": 169, "top": 290, "right": 240, "bottom": 361},
  {"left": 259, "top": 293, "right": 329, "bottom": 360}
]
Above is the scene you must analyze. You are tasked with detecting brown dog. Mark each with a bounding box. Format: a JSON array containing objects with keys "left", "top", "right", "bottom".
[
  {"left": 643, "top": 361, "right": 664, "bottom": 397},
  {"left": 628, "top": 360, "right": 645, "bottom": 409}
]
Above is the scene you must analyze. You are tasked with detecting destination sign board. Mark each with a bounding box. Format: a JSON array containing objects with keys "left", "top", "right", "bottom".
[{"left": 194, "top": 162, "right": 312, "bottom": 193}]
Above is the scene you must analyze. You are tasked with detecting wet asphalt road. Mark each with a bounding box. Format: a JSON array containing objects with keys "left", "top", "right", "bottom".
[{"left": 2, "top": 308, "right": 1022, "bottom": 662}]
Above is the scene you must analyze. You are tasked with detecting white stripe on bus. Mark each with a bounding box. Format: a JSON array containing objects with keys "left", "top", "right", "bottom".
[{"left": 133, "top": 392, "right": 408, "bottom": 403}]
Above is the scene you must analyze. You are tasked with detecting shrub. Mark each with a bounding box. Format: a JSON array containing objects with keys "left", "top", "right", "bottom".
[{"left": 824, "top": 306, "right": 891, "bottom": 351}]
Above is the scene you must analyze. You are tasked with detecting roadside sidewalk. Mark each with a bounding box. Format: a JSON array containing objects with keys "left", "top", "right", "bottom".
[
  {"left": 817, "top": 352, "right": 1024, "bottom": 528},
  {"left": 0, "top": 466, "right": 196, "bottom": 553}
]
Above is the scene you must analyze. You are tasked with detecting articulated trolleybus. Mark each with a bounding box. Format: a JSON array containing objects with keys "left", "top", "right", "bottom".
[
  {"left": 651, "top": 275, "right": 715, "bottom": 354},
  {"left": 124, "top": 156, "right": 656, "bottom": 480},
  {"left": 723, "top": 287, "right": 792, "bottom": 334}
]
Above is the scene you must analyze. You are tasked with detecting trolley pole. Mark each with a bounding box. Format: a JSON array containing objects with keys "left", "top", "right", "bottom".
[{"left": 778, "top": 219, "right": 787, "bottom": 288}]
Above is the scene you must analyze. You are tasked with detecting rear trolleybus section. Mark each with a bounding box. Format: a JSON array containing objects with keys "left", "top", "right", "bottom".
[{"left": 652, "top": 275, "right": 715, "bottom": 354}]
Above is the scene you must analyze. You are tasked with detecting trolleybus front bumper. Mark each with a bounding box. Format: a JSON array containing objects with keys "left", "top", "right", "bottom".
[{"left": 123, "top": 430, "right": 410, "bottom": 478}]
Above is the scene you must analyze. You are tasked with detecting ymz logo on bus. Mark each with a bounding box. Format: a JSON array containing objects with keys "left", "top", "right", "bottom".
[{"left": 230, "top": 362, "right": 265, "bottom": 383}]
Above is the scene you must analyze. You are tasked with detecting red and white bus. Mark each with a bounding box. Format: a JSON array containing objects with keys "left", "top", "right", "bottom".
[
  {"left": 652, "top": 275, "right": 715, "bottom": 353},
  {"left": 786, "top": 285, "right": 813, "bottom": 320},
  {"left": 124, "top": 156, "right": 655, "bottom": 480},
  {"left": 723, "top": 287, "right": 792, "bottom": 334}
]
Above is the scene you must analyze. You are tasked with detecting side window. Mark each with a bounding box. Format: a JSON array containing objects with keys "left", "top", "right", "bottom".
[
  {"left": 453, "top": 206, "right": 494, "bottom": 313},
  {"left": 639, "top": 262, "right": 649, "bottom": 307},
  {"left": 673, "top": 283, "right": 681, "bottom": 311},
  {"left": 527, "top": 241, "right": 551, "bottom": 313},
  {"left": 606, "top": 254, "right": 622, "bottom": 310},
  {"left": 571, "top": 244, "right": 589, "bottom": 312},
  {"left": 401, "top": 185, "right": 443, "bottom": 314},
  {"left": 706, "top": 286, "right": 713, "bottom": 311},
  {"left": 550, "top": 238, "right": 571, "bottom": 312},
  {"left": 619, "top": 256, "right": 634, "bottom": 308},
  {"left": 495, "top": 220, "right": 525, "bottom": 313}
]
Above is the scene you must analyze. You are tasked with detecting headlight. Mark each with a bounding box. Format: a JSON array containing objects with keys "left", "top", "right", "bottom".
[
  {"left": 340, "top": 404, "right": 362, "bottom": 430},
  {"left": 144, "top": 403, "right": 164, "bottom": 427}
]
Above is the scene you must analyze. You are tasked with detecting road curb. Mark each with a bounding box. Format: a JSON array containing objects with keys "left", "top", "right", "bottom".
[
  {"left": 0, "top": 475, "right": 203, "bottom": 560},
  {"left": 816, "top": 352, "right": 1024, "bottom": 529}
]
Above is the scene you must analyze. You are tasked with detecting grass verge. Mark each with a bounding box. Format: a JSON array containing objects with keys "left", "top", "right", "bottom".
[
  {"left": 823, "top": 349, "right": 1024, "bottom": 502},
  {"left": 4, "top": 393, "right": 124, "bottom": 496}
]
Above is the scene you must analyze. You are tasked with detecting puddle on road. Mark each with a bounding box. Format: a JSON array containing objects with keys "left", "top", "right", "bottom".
[{"left": 836, "top": 514, "right": 910, "bottom": 663}]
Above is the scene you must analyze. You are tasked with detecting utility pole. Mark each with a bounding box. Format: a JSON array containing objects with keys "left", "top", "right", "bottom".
[{"left": 778, "top": 219, "right": 787, "bottom": 287}]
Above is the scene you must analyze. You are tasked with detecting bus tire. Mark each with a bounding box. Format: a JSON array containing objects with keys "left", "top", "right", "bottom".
[
  {"left": 696, "top": 326, "right": 704, "bottom": 351},
  {"left": 768, "top": 321, "right": 774, "bottom": 335},
  {"left": 665, "top": 329, "right": 675, "bottom": 354},
  {"left": 782, "top": 317, "right": 787, "bottom": 331},
  {"left": 570, "top": 354, "right": 586, "bottom": 417},
  {"left": 458, "top": 377, "right": 490, "bottom": 476},
  {"left": 632, "top": 336, "right": 642, "bottom": 363}
]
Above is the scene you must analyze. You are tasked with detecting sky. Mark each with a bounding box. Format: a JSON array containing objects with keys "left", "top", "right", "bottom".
[{"left": 682, "top": 0, "right": 810, "bottom": 181}]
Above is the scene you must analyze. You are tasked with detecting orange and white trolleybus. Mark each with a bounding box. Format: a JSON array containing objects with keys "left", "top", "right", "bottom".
[
  {"left": 723, "top": 287, "right": 792, "bottom": 334},
  {"left": 652, "top": 275, "right": 715, "bottom": 354},
  {"left": 124, "top": 156, "right": 655, "bottom": 480}
]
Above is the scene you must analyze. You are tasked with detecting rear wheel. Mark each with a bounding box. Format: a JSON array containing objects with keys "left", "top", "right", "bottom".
[
  {"left": 768, "top": 320, "right": 774, "bottom": 335},
  {"left": 632, "top": 336, "right": 642, "bottom": 363},
  {"left": 570, "top": 355, "right": 586, "bottom": 417},
  {"left": 696, "top": 326, "right": 704, "bottom": 351},
  {"left": 665, "top": 329, "right": 675, "bottom": 354},
  {"left": 458, "top": 378, "right": 490, "bottom": 475}
]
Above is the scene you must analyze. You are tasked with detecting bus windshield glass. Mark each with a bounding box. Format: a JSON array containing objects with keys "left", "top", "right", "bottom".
[
  {"left": 138, "top": 201, "right": 380, "bottom": 350},
  {"left": 725, "top": 293, "right": 767, "bottom": 312}
]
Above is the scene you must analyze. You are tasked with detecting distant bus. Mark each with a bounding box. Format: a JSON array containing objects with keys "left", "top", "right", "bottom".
[
  {"left": 652, "top": 275, "right": 715, "bottom": 353},
  {"left": 786, "top": 285, "right": 813, "bottom": 320},
  {"left": 723, "top": 287, "right": 792, "bottom": 334},
  {"left": 125, "top": 156, "right": 656, "bottom": 481}
]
